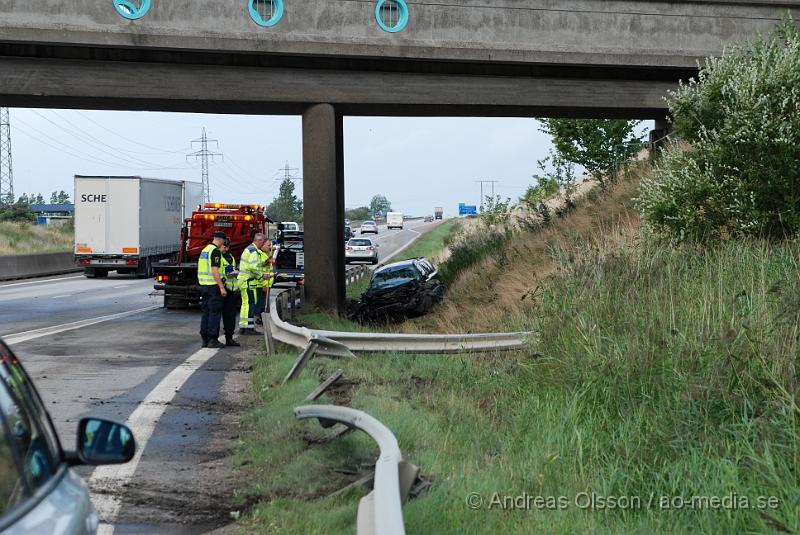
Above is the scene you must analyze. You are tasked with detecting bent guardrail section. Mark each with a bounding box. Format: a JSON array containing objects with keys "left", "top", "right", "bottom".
[
  {"left": 269, "top": 288, "right": 529, "bottom": 354},
  {"left": 295, "top": 405, "right": 418, "bottom": 535}
]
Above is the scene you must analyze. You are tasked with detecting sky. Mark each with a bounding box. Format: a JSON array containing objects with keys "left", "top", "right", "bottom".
[{"left": 6, "top": 108, "right": 651, "bottom": 217}]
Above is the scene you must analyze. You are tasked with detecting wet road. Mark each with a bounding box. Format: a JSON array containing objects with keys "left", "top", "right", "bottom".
[{"left": 0, "top": 219, "right": 440, "bottom": 534}]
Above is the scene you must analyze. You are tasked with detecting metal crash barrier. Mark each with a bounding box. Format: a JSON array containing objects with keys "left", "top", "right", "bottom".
[
  {"left": 294, "top": 404, "right": 419, "bottom": 535},
  {"left": 267, "top": 288, "right": 530, "bottom": 354}
]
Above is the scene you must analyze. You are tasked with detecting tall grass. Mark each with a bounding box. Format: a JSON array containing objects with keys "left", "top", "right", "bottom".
[
  {"left": 0, "top": 221, "right": 73, "bottom": 256},
  {"left": 237, "top": 236, "right": 800, "bottom": 534}
]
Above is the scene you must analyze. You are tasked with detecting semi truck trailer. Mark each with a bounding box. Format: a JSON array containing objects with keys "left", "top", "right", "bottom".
[
  {"left": 434, "top": 207, "right": 443, "bottom": 220},
  {"left": 74, "top": 176, "right": 203, "bottom": 278}
]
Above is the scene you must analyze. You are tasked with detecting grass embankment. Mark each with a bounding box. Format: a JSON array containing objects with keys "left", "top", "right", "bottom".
[
  {"left": 345, "top": 219, "right": 461, "bottom": 299},
  {"left": 0, "top": 221, "right": 73, "bottom": 256},
  {"left": 235, "top": 164, "right": 799, "bottom": 534}
]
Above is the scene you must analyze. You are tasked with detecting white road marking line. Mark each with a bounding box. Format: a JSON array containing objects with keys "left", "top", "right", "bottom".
[
  {"left": 112, "top": 285, "right": 132, "bottom": 289},
  {"left": 4, "top": 305, "right": 160, "bottom": 345},
  {"left": 90, "top": 347, "right": 221, "bottom": 535},
  {"left": 380, "top": 228, "right": 423, "bottom": 264},
  {"left": 50, "top": 294, "right": 73, "bottom": 299},
  {"left": 0, "top": 274, "right": 83, "bottom": 289}
]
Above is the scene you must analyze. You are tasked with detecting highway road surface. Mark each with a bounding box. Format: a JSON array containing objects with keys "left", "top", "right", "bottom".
[{"left": 0, "top": 218, "right": 441, "bottom": 535}]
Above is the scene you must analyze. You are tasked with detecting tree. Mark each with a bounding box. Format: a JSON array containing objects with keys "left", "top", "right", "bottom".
[
  {"left": 369, "top": 195, "right": 392, "bottom": 217},
  {"left": 266, "top": 178, "right": 303, "bottom": 223},
  {"left": 523, "top": 149, "right": 576, "bottom": 207},
  {"left": 638, "top": 17, "right": 800, "bottom": 240},
  {"left": 345, "top": 206, "right": 371, "bottom": 221},
  {"left": 0, "top": 200, "right": 35, "bottom": 223},
  {"left": 480, "top": 195, "right": 513, "bottom": 227},
  {"left": 50, "top": 190, "right": 70, "bottom": 204},
  {"left": 539, "top": 118, "right": 644, "bottom": 185}
]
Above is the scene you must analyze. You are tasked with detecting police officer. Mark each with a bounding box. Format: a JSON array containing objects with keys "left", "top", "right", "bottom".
[
  {"left": 238, "top": 232, "right": 269, "bottom": 335},
  {"left": 220, "top": 238, "right": 242, "bottom": 347},
  {"left": 198, "top": 231, "right": 227, "bottom": 348}
]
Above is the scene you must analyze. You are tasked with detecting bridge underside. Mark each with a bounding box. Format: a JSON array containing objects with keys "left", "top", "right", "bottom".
[{"left": 0, "top": 45, "right": 680, "bottom": 310}]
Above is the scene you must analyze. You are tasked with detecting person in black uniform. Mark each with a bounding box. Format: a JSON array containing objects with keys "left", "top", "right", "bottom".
[
  {"left": 220, "top": 238, "right": 242, "bottom": 347},
  {"left": 199, "top": 231, "right": 227, "bottom": 349}
]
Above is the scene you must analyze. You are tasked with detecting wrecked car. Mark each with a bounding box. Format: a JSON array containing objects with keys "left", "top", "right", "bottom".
[{"left": 348, "top": 258, "right": 445, "bottom": 323}]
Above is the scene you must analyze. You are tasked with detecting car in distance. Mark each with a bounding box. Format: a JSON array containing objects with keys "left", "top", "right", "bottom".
[
  {"left": 350, "top": 258, "right": 445, "bottom": 322},
  {"left": 280, "top": 221, "right": 300, "bottom": 232},
  {"left": 386, "top": 212, "right": 404, "bottom": 230},
  {"left": 0, "top": 339, "right": 136, "bottom": 535},
  {"left": 424, "top": 215, "right": 434, "bottom": 222},
  {"left": 360, "top": 221, "right": 379, "bottom": 235},
  {"left": 344, "top": 225, "right": 354, "bottom": 242},
  {"left": 346, "top": 238, "right": 379, "bottom": 264}
]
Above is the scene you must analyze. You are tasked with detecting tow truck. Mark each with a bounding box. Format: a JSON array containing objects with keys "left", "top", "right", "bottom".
[{"left": 153, "top": 203, "right": 271, "bottom": 309}]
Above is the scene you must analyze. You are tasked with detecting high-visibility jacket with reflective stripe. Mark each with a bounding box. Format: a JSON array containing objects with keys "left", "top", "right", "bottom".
[
  {"left": 238, "top": 244, "right": 265, "bottom": 286},
  {"left": 221, "top": 253, "right": 239, "bottom": 291},
  {"left": 255, "top": 248, "right": 275, "bottom": 289},
  {"left": 197, "top": 244, "right": 219, "bottom": 286}
]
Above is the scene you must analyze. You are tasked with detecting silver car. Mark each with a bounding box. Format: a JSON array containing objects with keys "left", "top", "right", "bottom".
[
  {"left": 0, "top": 339, "right": 136, "bottom": 534},
  {"left": 346, "top": 238, "right": 379, "bottom": 264},
  {"left": 359, "top": 221, "right": 379, "bottom": 235}
]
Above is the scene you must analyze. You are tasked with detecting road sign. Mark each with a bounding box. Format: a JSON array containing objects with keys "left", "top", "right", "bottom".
[{"left": 458, "top": 204, "right": 477, "bottom": 215}]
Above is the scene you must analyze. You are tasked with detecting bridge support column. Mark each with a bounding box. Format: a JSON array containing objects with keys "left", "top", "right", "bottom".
[
  {"left": 650, "top": 115, "right": 673, "bottom": 152},
  {"left": 302, "top": 103, "right": 346, "bottom": 311}
]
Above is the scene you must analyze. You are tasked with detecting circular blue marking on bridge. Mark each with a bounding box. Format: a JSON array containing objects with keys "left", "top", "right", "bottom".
[
  {"left": 112, "top": 0, "right": 151, "bottom": 20},
  {"left": 375, "top": 0, "right": 409, "bottom": 33},
  {"left": 249, "top": 0, "right": 284, "bottom": 28}
]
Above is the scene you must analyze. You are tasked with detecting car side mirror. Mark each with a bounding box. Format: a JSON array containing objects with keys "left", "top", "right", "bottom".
[{"left": 75, "top": 417, "right": 136, "bottom": 466}]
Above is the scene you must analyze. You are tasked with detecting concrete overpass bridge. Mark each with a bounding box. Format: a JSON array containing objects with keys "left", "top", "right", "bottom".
[{"left": 1, "top": 0, "right": 797, "bottom": 308}]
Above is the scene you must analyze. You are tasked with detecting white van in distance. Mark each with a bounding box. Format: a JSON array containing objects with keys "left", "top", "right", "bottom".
[{"left": 386, "top": 212, "right": 404, "bottom": 230}]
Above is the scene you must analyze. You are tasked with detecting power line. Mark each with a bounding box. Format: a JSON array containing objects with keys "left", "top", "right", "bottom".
[
  {"left": 278, "top": 161, "right": 302, "bottom": 182},
  {"left": 187, "top": 128, "right": 222, "bottom": 203},
  {"left": 0, "top": 108, "right": 13, "bottom": 204},
  {"left": 73, "top": 110, "right": 187, "bottom": 155},
  {"left": 14, "top": 115, "right": 192, "bottom": 171},
  {"left": 33, "top": 110, "right": 184, "bottom": 170}
]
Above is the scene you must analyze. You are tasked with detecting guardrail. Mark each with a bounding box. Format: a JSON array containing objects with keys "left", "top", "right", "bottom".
[
  {"left": 345, "top": 264, "right": 371, "bottom": 286},
  {"left": 266, "top": 288, "right": 530, "bottom": 355},
  {"left": 0, "top": 251, "right": 80, "bottom": 281},
  {"left": 294, "top": 405, "right": 418, "bottom": 535}
]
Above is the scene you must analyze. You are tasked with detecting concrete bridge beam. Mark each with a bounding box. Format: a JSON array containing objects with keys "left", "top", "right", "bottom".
[{"left": 302, "top": 104, "right": 346, "bottom": 311}]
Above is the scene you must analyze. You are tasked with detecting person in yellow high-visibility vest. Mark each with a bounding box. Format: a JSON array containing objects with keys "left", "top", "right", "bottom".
[
  {"left": 253, "top": 240, "right": 275, "bottom": 328},
  {"left": 220, "top": 238, "right": 241, "bottom": 347},
  {"left": 198, "top": 231, "right": 228, "bottom": 348},
  {"left": 238, "top": 233, "right": 269, "bottom": 335}
]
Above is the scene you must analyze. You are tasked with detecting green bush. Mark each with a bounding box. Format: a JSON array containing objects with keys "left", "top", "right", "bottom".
[
  {"left": 0, "top": 202, "right": 35, "bottom": 223},
  {"left": 638, "top": 17, "right": 800, "bottom": 240},
  {"left": 439, "top": 230, "right": 511, "bottom": 284}
]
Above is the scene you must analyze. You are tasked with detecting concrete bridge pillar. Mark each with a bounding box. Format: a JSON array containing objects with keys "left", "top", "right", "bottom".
[
  {"left": 302, "top": 103, "right": 346, "bottom": 311},
  {"left": 650, "top": 115, "right": 673, "bottom": 151}
]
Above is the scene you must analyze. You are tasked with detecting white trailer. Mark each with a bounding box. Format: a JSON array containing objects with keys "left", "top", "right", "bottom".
[{"left": 74, "top": 176, "right": 203, "bottom": 278}]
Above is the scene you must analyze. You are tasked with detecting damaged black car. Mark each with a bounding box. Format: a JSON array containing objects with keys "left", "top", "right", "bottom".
[{"left": 348, "top": 258, "right": 445, "bottom": 323}]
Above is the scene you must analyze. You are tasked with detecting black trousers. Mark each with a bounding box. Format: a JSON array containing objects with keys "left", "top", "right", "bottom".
[
  {"left": 200, "top": 285, "right": 224, "bottom": 341},
  {"left": 222, "top": 290, "right": 242, "bottom": 338}
]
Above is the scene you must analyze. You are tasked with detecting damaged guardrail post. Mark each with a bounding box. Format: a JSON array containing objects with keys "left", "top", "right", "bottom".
[
  {"left": 261, "top": 312, "right": 275, "bottom": 356},
  {"left": 294, "top": 405, "right": 416, "bottom": 535},
  {"left": 283, "top": 335, "right": 356, "bottom": 384}
]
